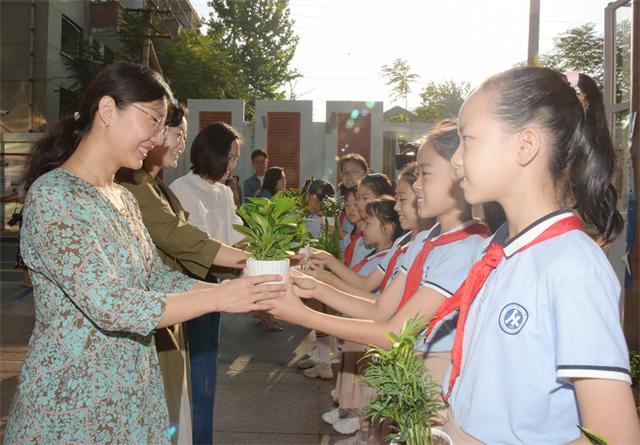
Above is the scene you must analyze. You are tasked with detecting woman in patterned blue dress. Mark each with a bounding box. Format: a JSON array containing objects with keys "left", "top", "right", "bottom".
[{"left": 3, "top": 62, "right": 285, "bottom": 444}]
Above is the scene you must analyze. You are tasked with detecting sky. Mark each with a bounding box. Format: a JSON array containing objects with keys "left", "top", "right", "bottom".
[{"left": 190, "top": 0, "right": 611, "bottom": 121}]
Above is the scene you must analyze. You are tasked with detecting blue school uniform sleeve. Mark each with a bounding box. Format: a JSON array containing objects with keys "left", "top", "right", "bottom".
[
  {"left": 420, "top": 236, "right": 484, "bottom": 298},
  {"left": 377, "top": 236, "right": 403, "bottom": 273},
  {"left": 551, "top": 233, "right": 630, "bottom": 383},
  {"left": 399, "top": 231, "right": 430, "bottom": 273}
]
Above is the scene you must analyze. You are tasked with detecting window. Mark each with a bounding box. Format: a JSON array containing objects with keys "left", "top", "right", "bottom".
[
  {"left": 61, "top": 16, "right": 82, "bottom": 59},
  {"left": 58, "top": 87, "right": 77, "bottom": 119}
]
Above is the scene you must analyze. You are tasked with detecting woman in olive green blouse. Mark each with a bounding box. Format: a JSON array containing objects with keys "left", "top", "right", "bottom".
[{"left": 117, "top": 105, "right": 247, "bottom": 445}]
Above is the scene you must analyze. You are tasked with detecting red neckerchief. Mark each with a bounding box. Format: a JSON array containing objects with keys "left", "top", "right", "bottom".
[
  {"left": 351, "top": 248, "right": 390, "bottom": 273},
  {"left": 398, "top": 222, "right": 490, "bottom": 310},
  {"left": 343, "top": 230, "right": 363, "bottom": 266},
  {"left": 425, "top": 215, "right": 583, "bottom": 400},
  {"left": 379, "top": 244, "right": 410, "bottom": 292}
]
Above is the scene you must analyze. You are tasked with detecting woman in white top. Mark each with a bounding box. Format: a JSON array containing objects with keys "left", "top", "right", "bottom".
[{"left": 170, "top": 122, "right": 244, "bottom": 246}]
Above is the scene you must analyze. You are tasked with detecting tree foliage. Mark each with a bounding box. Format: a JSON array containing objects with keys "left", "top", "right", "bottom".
[
  {"left": 207, "top": 0, "right": 300, "bottom": 106},
  {"left": 380, "top": 58, "right": 419, "bottom": 109},
  {"left": 539, "top": 23, "right": 605, "bottom": 89},
  {"left": 154, "top": 29, "right": 245, "bottom": 102},
  {"left": 64, "top": 1, "right": 301, "bottom": 114},
  {"left": 414, "top": 80, "right": 471, "bottom": 123}
]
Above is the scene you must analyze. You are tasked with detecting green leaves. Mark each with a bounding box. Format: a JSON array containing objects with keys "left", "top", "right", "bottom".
[
  {"left": 359, "top": 317, "right": 445, "bottom": 445},
  {"left": 235, "top": 194, "right": 307, "bottom": 260}
]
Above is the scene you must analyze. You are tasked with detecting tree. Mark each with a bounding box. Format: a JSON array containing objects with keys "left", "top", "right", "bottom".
[
  {"left": 414, "top": 80, "right": 471, "bottom": 123},
  {"left": 207, "top": 0, "right": 300, "bottom": 117},
  {"left": 154, "top": 29, "right": 246, "bottom": 102},
  {"left": 539, "top": 23, "right": 604, "bottom": 89},
  {"left": 537, "top": 20, "right": 631, "bottom": 117},
  {"left": 380, "top": 58, "right": 419, "bottom": 110}
]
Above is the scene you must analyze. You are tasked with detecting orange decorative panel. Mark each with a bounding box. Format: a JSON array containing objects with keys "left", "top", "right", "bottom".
[
  {"left": 199, "top": 111, "right": 232, "bottom": 131},
  {"left": 337, "top": 112, "right": 371, "bottom": 181},
  {"left": 266, "top": 112, "right": 301, "bottom": 189}
]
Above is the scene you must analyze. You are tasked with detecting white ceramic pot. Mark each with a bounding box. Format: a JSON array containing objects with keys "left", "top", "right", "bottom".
[
  {"left": 432, "top": 427, "right": 453, "bottom": 445},
  {"left": 246, "top": 258, "right": 290, "bottom": 284}
]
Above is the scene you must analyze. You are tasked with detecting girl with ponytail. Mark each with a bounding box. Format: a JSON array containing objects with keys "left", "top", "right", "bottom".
[
  {"left": 5, "top": 62, "right": 285, "bottom": 444},
  {"left": 434, "top": 66, "right": 640, "bottom": 443}
]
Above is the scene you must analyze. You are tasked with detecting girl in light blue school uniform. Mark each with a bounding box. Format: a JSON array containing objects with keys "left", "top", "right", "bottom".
[
  {"left": 432, "top": 67, "right": 640, "bottom": 444},
  {"left": 301, "top": 162, "right": 432, "bottom": 299},
  {"left": 304, "top": 179, "right": 336, "bottom": 239},
  {"left": 306, "top": 197, "right": 402, "bottom": 297},
  {"left": 336, "top": 174, "right": 393, "bottom": 269},
  {"left": 337, "top": 154, "right": 369, "bottom": 249},
  {"left": 273, "top": 121, "right": 487, "bottom": 386}
]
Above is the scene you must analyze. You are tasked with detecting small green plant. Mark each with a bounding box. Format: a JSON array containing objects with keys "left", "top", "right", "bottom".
[
  {"left": 275, "top": 188, "right": 310, "bottom": 217},
  {"left": 233, "top": 195, "right": 307, "bottom": 260},
  {"left": 359, "top": 317, "right": 446, "bottom": 445},
  {"left": 313, "top": 195, "right": 344, "bottom": 259}
]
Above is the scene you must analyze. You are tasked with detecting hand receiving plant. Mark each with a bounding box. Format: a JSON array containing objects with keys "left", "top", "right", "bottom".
[
  {"left": 289, "top": 268, "right": 324, "bottom": 299},
  {"left": 309, "top": 247, "right": 339, "bottom": 268},
  {"left": 267, "top": 282, "right": 307, "bottom": 322}
]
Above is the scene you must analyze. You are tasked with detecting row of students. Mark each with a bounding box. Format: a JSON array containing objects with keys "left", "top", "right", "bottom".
[
  {"left": 274, "top": 66, "right": 640, "bottom": 444},
  {"left": 283, "top": 121, "right": 487, "bottom": 441}
]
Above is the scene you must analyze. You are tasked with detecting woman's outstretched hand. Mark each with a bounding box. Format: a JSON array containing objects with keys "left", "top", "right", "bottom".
[{"left": 214, "top": 275, "right": 286, "bottom": 313}]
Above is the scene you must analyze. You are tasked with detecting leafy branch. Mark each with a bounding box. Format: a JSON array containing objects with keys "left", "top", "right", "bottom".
[{"left": 359, "top": 317, "right": 445, "bottom": 445}]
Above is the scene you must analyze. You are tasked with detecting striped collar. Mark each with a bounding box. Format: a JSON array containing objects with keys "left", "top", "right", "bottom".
[{"left": 492, "top": 209, "right": 576, "bottom": 257}]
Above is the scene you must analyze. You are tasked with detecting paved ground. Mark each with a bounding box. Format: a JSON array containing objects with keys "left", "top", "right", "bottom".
[{"left": 0, "top": 237, "right": 345, "bottom": 444}]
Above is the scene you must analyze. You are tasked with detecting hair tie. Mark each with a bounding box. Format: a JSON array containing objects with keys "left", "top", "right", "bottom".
[
  {"left": 564, "top": 71, "right": 588, "bottom": 111},
  {"left": 73, "top": 111, "right": 81, "bottom": 122},
  {"left": 565, "top": 71, "right": 580, "bottom": 89}
]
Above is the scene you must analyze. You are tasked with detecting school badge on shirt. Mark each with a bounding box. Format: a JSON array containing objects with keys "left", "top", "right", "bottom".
[{"left": 499, "top": 303, "right": 528, "bottom": 335}]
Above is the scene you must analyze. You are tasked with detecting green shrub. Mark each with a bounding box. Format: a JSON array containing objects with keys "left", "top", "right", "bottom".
[{"left": 359, "top": 317, "right": 445, "bottom": 445}]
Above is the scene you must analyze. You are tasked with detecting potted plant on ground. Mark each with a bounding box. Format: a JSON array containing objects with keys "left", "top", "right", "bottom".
[
  {"left": 233, "top": 194, "right": 307, "bottom": 283},
  {"left": 359, "top": 317, "right": 452, "bottom": 445}
]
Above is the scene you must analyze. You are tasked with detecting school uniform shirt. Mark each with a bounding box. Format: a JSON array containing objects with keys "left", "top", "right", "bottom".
[
  {"left": 399, "top": 221, "right": 487, "bottom": 353},
  {"left": 447, "top": 209, "right": 630, "bottom": 444},
  {"left": 352, "top": 248, "right": 390, "bottom": 278},
  {"left": 170, "top": 171, "right": 245, "bottom": 246},
  {"left": 377, "top": 231, "right": 413, "bottom": 286},
  {"left": 305, "top": 213, "right": 323, "bottom": 239},
  {"left": 341, "top": 214, "right": 355, "bottom": 240},
  {"left": 349, "top": 233, "right": 375, "bottom": 268}
]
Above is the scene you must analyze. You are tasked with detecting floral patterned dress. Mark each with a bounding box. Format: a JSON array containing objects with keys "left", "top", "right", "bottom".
[{"left": 4, "top": 169, "right": 196, "bottom": 444}]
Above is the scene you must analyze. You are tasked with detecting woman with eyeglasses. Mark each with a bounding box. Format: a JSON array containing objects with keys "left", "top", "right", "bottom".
[
  {"left": 117, "top": 107, "right": 253, "bottom": 444},
  {"left": 4, "top": 62, "right": 285, "bottom": 444}
]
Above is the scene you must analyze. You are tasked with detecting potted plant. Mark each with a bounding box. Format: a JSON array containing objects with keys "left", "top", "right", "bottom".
[
  {"left": 359, "top": 317, "right": 452, "bottom": 445},
  {"left": 233, "top": 194, "right": 307, "bottom": 283},
  {"left": 312, "top": 195, "right": 344, "bottom": 259}
]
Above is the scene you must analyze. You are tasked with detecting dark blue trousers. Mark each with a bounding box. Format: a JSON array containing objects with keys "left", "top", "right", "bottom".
[{"left": 186, "top": 311, "right": 220, "bottom": 445}]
